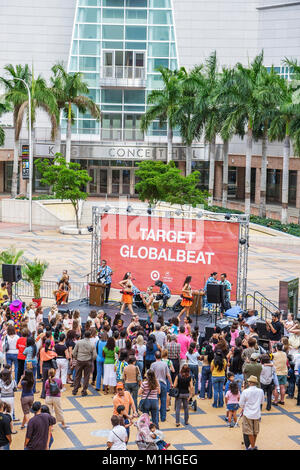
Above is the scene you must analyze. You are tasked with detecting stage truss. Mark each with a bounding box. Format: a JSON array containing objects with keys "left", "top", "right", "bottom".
[{"left": 91, "top": 205, "right": 249, "bottom": 308}]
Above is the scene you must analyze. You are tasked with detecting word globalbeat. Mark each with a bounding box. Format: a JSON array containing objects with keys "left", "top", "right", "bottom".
[{"left": 120, "top": 245, "right": 215, "bottom": 264}]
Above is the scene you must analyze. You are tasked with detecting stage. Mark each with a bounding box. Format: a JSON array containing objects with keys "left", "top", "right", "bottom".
[{"left": 43, "top": 298, "right": 216, "bottom": 333}]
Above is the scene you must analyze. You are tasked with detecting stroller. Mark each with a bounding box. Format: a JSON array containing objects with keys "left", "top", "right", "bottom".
[{"left": 135, "top": 413, "right": 158, "bottom": 450}]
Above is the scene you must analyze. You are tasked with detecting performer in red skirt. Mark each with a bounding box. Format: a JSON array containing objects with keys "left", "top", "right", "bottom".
[
  {"left": 178, "top": 276, "right": 193, "bottom": 321},
  {"left": 119, "top": 272, "right": 135, "bottom": 317}
]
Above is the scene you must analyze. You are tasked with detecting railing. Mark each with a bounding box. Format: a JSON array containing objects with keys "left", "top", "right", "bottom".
[
  {"left": 102, "top": 66, "right": 145, "bottom": 80},
  {"left": 246, "top": 291, "right": 279, "bottom": 320},
  {"left": 14, "top": 279, "right": 88, "bottom": 302}
]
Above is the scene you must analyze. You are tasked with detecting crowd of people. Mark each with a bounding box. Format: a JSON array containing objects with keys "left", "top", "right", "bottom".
[{"left": 0, "top": 275, "right": 299, "bottom": 451}]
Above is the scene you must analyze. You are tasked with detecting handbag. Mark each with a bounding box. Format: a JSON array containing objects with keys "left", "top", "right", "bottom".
[
  {"left": 138, "top": 389, "right": 151, "bottom": 412},
  {"left": 49, "top": 379, "right": 60, "bottom": 396},
  {"left": 2, "top": 336, "right": 9, "bottom": 354},
  {"left": 51, "top": 359, "right": 58, "bottom": 370},
  {"left": 169, "top": 387, "right": 180, "bottom": 398}
]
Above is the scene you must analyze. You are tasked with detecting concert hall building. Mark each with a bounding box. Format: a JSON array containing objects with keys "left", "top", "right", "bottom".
[{"left": 0, "top": 0, "right": 300, "bottom": 219}]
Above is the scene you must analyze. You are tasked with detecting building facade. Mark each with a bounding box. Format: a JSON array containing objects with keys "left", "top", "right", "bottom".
[{"left": 0, "top": 0, "right": 300, "bottom": 215}]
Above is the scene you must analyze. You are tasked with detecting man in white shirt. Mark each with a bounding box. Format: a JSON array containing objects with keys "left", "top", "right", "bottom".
[
  {"left": 152, "top": 323, "right": 167, "bottom": 349},
  {"left": 242, "top": 311, "right": 258, "bottom": 336},
  {"left": 107, "top": 415, "right": 128, "bottom": 450},
  {"left": 239, "top": 375, "right": 264, "bottom": 450}
]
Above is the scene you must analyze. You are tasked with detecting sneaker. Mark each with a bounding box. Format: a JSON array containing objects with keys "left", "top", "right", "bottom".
[
  {"left": 225, "top": 417, "right": 229, "bottom": 422},
  {"left": 81, "top": 391, "right": 88, "bottom": 396},
  {"left": 230, "top": 422, "right": 235, "bottom": 428}
]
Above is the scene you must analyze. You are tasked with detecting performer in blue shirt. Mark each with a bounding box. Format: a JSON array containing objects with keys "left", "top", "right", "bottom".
[
  {"left": 154, "top": 280, "right": 171, "bottom": 311},
  {"left": 97, "top": 259, "right": 113, "bottom": 303},
  {"left": 204, "top": 272, "right": 219, "bottom": 313}
]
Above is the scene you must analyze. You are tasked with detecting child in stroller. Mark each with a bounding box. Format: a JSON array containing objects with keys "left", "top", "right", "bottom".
[{"left": 135, "top": 413, "right": 158, "bottom": 450}]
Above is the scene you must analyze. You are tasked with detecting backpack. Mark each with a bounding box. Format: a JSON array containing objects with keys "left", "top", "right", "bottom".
[
  {"left": 2, "top": 336, "right": 9, "bottom": 354},
  {"left": 49, "top": 379, "right": 60, "bottom": 396}
]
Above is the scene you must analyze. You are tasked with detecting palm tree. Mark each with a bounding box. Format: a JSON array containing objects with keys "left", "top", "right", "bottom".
[
  {"left": 269, "top": 62, "right": 300, "bottom": 224},
  {"left": 0, "top": 64, "right": 31, "bottom": 198},
  {"left": 1, "top": 64, "right": 58, "bottom": 197},
  {"left": 141, "top": 67, "right": 183, "bottom": 163},
  {"left": 254, "top": 66, "right": 286, "bottom": 218},
  {"left": 220, "top": 52, "right": 265, "bottom": 215},
  {"left": 51, "top": 63, "right": 101, "bottom": 163}
]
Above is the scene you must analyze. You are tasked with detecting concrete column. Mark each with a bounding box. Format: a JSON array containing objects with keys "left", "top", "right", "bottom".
[
  {"left": 296, "top": 170, "right": 300, "bottom": 209},
  {"left": 255, "top": 168, "right": 261, "bottom": 205},
  {"left": 214, "top": 163, "right": 222, "bottom": 201},
  {"left": 236, "top": 167, "right": 245, "bottom": 200}
]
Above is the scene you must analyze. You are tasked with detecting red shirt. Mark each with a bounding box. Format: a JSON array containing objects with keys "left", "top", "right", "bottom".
[{"left": 16, "top": 337, "right": 27, "bottom": 360}]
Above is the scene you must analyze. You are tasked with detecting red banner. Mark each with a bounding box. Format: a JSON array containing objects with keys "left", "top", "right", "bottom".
[{"left": 100, "top": 214, "right": 240, "bottom": 299}]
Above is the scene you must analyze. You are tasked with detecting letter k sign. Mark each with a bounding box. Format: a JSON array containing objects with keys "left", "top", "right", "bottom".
[{"left": 49, "top": 145, "right": 54, "bottom": 156}]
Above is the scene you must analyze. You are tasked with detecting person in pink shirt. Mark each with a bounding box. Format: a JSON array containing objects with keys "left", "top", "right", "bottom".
[
  {"left": 225, "top": 381, "right": 240, "bottom": 427},
  {"left": 177, "top": 326, "right": 191, "bottom": 368},
  {"left": 229, "top": 323, "right": 239, "bottom": 348}
]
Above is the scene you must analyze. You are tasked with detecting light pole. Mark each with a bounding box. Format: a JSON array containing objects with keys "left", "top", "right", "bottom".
[{"left": 14, "top": 78, "right": 32, "bottom": 232}]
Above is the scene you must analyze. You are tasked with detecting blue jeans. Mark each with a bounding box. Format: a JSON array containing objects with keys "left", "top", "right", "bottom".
[
  {"left": 136, "top": 360, "right": 144, "bottom": 377},
  {"left": 0, "top": 443, "right": 10, "bottom": 450},
  {"left": 96, "top": 359, "right": 104, "bottom": 390},
  {"left": 212, "top": 376, "right": 225, "bottom": 407},
  {"left": 6, "top": 353, "right": 18, "bottom": 381},
  {"left": 234, "top": 373, "right": 244, "bottom": 392},
  {"left": 25, "top": 361, "right": 37, "bottom": 393},
  {"left": 199, "top": 366, "right": 212, "bottom": 398},
  {"left": 144, "top": 399, "right": 159, "bottom": 428},
  {"left": 159, "top": 381, "right": 167, "bottom": 422},
  {"left": 189, "top": 365, "right": 199, "bottom": 395}
]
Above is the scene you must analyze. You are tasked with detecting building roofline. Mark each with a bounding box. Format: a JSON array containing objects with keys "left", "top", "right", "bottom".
[{"left": 257, "top": 1, "right": 300, "bottom": 10}]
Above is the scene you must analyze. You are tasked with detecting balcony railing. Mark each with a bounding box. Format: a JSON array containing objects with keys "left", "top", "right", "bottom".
[{"left": 103, "top": 66, "right": 145, "bottom": 80}]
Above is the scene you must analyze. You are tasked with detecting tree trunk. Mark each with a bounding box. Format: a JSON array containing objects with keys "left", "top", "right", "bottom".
[
  {"left": 259, "top": 126, "right": 268, "bottom": 218},
  {"left": 54, "top": 124, "right": 61, "bottom": 156},
  {"left": 222, "top": 140, "right": 229, "bottom": 208},
  {"left": 245, "top": 126, "right": 253, "bottom": 215},
  {"left": 281, "top": 134, "right": 290, "bottom": 225},
  {"left": 167, "top": 120, "right": 173, "bottom": 164},
  {"left": 186, "top": 145, "right": 192, "bottom": 176},
  {"left": 208, "top": 136, "right": 216, "bottom": 206},
  {"left": 11, "top": 139, "right": 19, "bottom": 198},
  {"left": 66, "top": 103, "right": 72, "bottom": 163}
]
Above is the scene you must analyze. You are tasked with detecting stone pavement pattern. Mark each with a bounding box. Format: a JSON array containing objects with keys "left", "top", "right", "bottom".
[{"left": 10, "top": 380, "right": 300, "bottom": 450}]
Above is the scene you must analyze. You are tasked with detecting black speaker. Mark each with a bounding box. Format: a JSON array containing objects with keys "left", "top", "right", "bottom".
[
  {"left": 2, "top": 264, "right": 22, "bottom": 283},
  {"left": 256, "top": 320, "right": 269, "bottom": 340},
  {"left": 206, "top": 284, "right": 225, "bottom": 304},
  {"left": 205, "top": 324, "right": 215, "bottom": 341}
]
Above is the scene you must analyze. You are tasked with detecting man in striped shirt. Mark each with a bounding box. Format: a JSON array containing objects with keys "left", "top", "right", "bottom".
[{"left": 167, "top": 335, "right": 181, "bottom": 381}]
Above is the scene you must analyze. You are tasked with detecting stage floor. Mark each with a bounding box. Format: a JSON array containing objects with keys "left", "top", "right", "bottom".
[{"left": 43, "top": 299, "right": 215, "bottom": 332}]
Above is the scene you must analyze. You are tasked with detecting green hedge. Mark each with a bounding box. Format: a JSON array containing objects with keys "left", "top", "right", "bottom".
[
  {"left": 16, "top": 195, "right": 58, "bottom": 200},
  {"left": 209, "top": 205, "right": 300, "bottom": 237}
]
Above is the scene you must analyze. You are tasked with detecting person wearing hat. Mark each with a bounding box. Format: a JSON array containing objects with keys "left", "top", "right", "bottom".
[
  {"left": 24, "top": 401, "right": 56, "bottom": 450},
  {"left": 243, "top": 353, "right": 262, "bottom": 388},
  {"left": 9, "top": 300, "right": 23, "bottom": 334},
  {"left": 239, "top": 375, "right": 264, "bottom": 450},
  {"left": 113, "top": 382, "right": 138, "bottom": 420}
]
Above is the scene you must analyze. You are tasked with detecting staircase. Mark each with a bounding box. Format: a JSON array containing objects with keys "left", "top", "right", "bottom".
[{"left": 246, "top": 291, "right": 279, "bottom": 320}]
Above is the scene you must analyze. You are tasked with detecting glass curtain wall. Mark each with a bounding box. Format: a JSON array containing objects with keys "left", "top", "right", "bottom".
[{"left": 66, "top": 0, "right": 178, "bottom": 138}]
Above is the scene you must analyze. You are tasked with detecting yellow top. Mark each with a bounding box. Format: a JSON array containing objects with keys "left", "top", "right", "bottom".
[
  {"left": 0, "top": 288, "right": 8, "bottom": 302},
  {"left": 211, "top": 359, "right": 227, "bottom": 377}
]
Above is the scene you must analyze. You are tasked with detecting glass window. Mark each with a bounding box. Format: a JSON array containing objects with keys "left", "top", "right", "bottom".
[
  {"left": 77, "top": 8, "right": 100, "bottom": 23},
  {"left": 149, "top": 10, "right": 172, "bottom": 24},
  {"left": 102, "top": 41, "right": 124, "bottom": 49},
  {"left": 124, "top": 90, "right": 145, "bottom": 104},
  {"left": 170, "top": 27, "right": 175, "bottom": 41},
  {"left": 125, "top": 42, "right": 146, "bottom": 49},
  {"left": 148, "top": 58, "right": 168, "bottom": 72},
  {"left": 78, "top": 119, "right": 100, "bottom": 134},
  {"left": 102, "top": 89, "right": 122, "bottom": 103},
  {"left": 102, "top": 8, "right": 124, "bottom": 23},
  {"left": 126, "top": 9, "right": 147, "bottom": 24},
  {"left": 170, "top": 42, "right": 176, "bottom": 57},
  {"left": 126, "top": 0, "right": 147, "bottom": 6},
  {"left": 78, "top": 0, "right": 100, "bottom": 5},
  {"left": 147, "top": 74, "right": 164, "bottom": 89},
  {"left": 103, "top": 0, "right": 124, "bottom": 5},
  {"left": 101, "top": 105, "right": 123, "bottom": 111},
  {"left": 124, "top": 105, "right": 145, "bottom": 111},
  {"left": 148, "top": 42, "right": 169, "bottom": 57},
  {"left": 79, "top": 57, "right": 99, "bottom": 71},
  {"left": 69, "top": 56, "right": 78, "bottom": 71},
  {"left": 103, "top": 25, "right": 124, "bottom": 39},
  {"left": 125, "top": 26, "right": 147, "bottom": 40},
  {"left": 79, "top": 24, "right": 100, "bottom": 39},
  {"left": 150, "top": 0, "right": 171, "bottom": 7},
  {"left": 79, "top": 41, "right": 101, "bottom": 55},
  {"left": 72, "top": 41, "right": 78, "bottom": 55},
  {"left": 82, "top": 73, "right": 98, "bottom": 87},
  {"left": 88, "top": 88, "right": 100, "bottom": 102},
  {"left": 149, "top": 26, "right": 169, "bottom": 41},
  {"left": 169, "top": 59, "right": 177, "bottom": 70},
  {"left": 147, "top": 121, "right": 167, "bottom": 136}
]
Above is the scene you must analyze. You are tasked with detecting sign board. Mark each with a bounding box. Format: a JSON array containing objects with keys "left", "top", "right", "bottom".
[
  {"left": 100, "top": 214, "right": 240, "bottom": 299},
  {"left": 22, "top": 159, "right": 29, "bottom": 180}
]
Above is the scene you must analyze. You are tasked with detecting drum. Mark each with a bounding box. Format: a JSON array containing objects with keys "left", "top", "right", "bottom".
[{"left": 153, "top": 300, "right": 160, "bottom": 311}]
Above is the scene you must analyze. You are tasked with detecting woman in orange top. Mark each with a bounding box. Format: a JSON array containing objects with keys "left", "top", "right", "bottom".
[
  {"left": 119, "top": 273, "right": 135, "bottom": 317},
  {"left": 39, "top": 339, "right": 57, "bottom": 399},
  {"left": 178, "top": 276, "right": 193, "bottom": 321}
]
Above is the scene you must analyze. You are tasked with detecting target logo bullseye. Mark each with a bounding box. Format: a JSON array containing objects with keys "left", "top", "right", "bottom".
[{"left": 150, "top": 271, "right": 160, "bottom": 281}]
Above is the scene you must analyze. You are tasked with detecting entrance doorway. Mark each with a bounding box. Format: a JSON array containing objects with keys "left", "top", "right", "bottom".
[{"left": 88, "top": 166, "right": 134, "bottom": 195}]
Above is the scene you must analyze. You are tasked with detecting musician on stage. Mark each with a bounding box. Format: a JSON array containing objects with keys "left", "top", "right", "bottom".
[
  {"left": 119, "top": 272, "right": 135, "bottom": 317},
  {"left": 154, "top": 280, "right": 171, "bottom": 312},
  {"left": 220, "top": 273, "right": 232, "bottom": 314},
  {"left": 97, "top": 259, "right": 113, "bottom": 303},
  {"left": 204, "top": 271, "right": 219, "bottom": 313},
  {"left": 141, "top": 286, "right": 155, "bottom": 322},
  {"left": 178, "top": 276, "right": 193, "bottom": 321}
]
